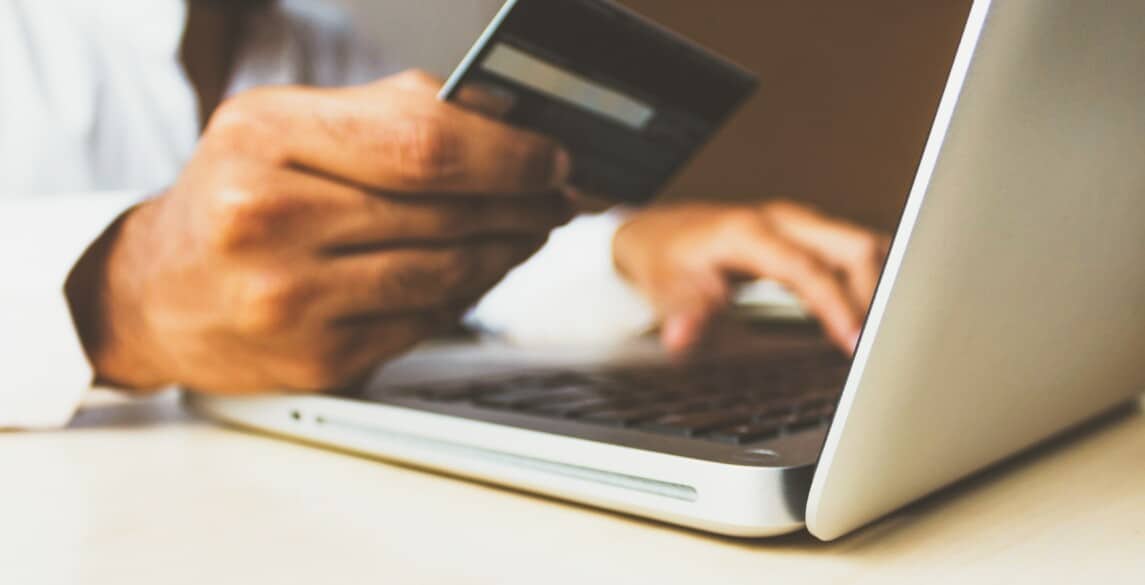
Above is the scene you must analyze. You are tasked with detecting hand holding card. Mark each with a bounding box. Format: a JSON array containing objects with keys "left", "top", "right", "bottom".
[{"left": 440, "top": 0, "right": 757, "bottom": 204}]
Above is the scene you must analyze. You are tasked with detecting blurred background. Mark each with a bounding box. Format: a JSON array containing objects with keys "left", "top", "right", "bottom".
[{"left": 325, "top": 0, "right": 972, "bottom": 232}]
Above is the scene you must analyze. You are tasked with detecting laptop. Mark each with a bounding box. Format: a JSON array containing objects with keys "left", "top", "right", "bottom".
[{"left": 188, "top": 0, "right": 1145, "bottom": 540}]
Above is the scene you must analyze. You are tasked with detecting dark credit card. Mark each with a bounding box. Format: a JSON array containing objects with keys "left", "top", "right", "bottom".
[{"left": 439, "top": 0, "right": 758, "bottom": 204}]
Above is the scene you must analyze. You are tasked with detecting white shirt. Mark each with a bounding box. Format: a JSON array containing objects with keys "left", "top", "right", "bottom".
[{"left": 0, "top": 0, "right": 655, "bottom": 429}]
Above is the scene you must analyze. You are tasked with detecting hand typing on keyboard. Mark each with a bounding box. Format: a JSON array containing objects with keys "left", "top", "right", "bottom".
[{"left": 613, "top": 201, "right": 890, "bottom": 355}]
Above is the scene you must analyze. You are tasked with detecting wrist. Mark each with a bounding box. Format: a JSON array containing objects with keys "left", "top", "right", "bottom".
[{"left": 66, "top": 202, "right": 171, "bottom": 391}]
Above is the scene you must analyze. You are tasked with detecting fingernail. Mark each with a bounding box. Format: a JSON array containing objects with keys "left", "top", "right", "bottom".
[
  {"left": 849, "top": 332, "right": 862, "bottom": 354},
  {"left": 662, "top": 317, "right": 687, "bottom": 349},
  {"left": 551, "top": 149, "right": 573, "bottom": 186},
  {"left": 665, "top": 314, "right": 703, "bottom": 353}
]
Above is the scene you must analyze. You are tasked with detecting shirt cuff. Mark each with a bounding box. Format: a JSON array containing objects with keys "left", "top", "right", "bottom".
[
  {"left": 466, "top": 208, "right": 657, "bottom": 348},
  {"left": 0, "top": 192, "right": 142, "bottom": 430}
]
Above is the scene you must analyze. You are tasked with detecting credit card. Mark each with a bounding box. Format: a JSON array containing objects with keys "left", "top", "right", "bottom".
[{"left": 439, "top": 0, "right": 758, "bottom": 204}]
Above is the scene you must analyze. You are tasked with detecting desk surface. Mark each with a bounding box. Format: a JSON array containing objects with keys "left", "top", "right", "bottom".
[{"left": 2, "top": 390, "right": 1143, "bottom": 585}]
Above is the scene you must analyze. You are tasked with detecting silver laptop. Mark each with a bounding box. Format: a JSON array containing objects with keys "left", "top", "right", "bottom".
[{"left": 189, "top": 0, "right": 1145, "bottom": 540}]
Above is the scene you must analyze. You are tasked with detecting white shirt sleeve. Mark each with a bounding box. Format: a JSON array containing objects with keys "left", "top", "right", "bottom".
[
  {"left": 0, "top": 193, "right": 140, "bottom": 430},
  {"left": 0, "top": 3, "right": 659, "bottom": 432},
  {"left": 467, "top": 209, "right": 658, "bottom": 348}
]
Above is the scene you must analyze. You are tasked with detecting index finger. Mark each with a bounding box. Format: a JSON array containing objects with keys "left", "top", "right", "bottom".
[
  {"left": 761, "top": 202, "right": 890, "bottom": 309},
  {"left": 209, "top": 80, "right": 572, "bottom": 195},
  {"left": 716, "top": 227, "right": 863, "bottom": 353}
]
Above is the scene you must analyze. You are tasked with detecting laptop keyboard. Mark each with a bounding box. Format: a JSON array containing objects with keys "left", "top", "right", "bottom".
[{"left": 392, "top": 351, "right": 851, "bottom": 446}]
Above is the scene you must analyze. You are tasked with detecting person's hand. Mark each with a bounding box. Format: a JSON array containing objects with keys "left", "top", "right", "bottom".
[
  {"left": 70, "top": 70, "right": 573, "bottom": 394},
  {"left": 612, "top": 201, "right": 891, "bottom": 354}
]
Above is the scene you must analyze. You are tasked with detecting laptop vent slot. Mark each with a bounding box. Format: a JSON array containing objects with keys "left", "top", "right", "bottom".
[{"left": 313, "top": 414, "right": 698, "bottom": 502}]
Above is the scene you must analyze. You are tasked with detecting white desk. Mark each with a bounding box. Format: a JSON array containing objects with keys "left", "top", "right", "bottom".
[{"left": 2, "top": 390, "right": 1143, "bottom": 585}]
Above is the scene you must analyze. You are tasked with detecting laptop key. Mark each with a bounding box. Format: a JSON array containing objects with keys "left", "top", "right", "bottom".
[
  {"left": 416, "top": 384, "right": 488, "bottom": 402},
  {"left": 741, "top": 396, "right": 803, "bottom": 417},
  {"left": 479, "top": 384, "right": 616, "bottom": 409},
  {"left": 782, "top": 415, "right": 827, "bottom": 434},
  {"left": 579, "top": 396, "right": 711, "bottom": 426},
  {"left": 534, "top": 372, "right": 597, "bottom": 388},
  {"left": 412, "top": 350, "right": 853, "bottom": 446},
  {"left": 638, "top": 409, "right": 755, "bottom": 437},
  {"left": 473, "top": 388, "right": 560, "bottom": 409},
  {"left": 580, "top": 405, "right": 668, "bottom": 427},
  {"left": 510, "top": 388, "right": 610, "bottom": 410},
  {"left": 526, "top": 397, "right": 623, "bottom": 418},
  {"left": 796, "top": 402, "right": 838, "bottom": 421}
]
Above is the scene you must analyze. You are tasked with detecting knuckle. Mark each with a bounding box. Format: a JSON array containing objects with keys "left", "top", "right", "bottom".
[
  {"left": 391, "top": 117, "right": 463, "bottom": 186},
  {"left": 206, "top": 93, "right": 270, "bottom": 142},
  {"left": 205, "top": 170, "right": 280, "bottom": 252},
  {"left": 783, "top": 253, "right": 820, "bottom": 281},
  {"left": 719, "top": 207, "right": 764, "bottom": 238},
  {"left": 393, "top": 69, "right": 439, "bottom": 91},
  {"left": 231, "top": 272, "right": 311, "bottom": 336},
  {"left": 382, "top": 249, "right": 477, "bottom": 303},
  {"left": 762, "top": 198, "right": 813, "bottom": 217},
  {"left": 203, "top": 90, "right": 289, "bottom": 162},
  {"left": 512, "top": 137, "right": 561, "bottom": 189},
  {"left": 314, "top": 104, "right": 359, "bottom": 146},
  {"left": 206, "top": 94, "right": 258, "bottom": 135},
  {"left": 436, "top": 199, "right": 485, "bottom": 236},
  {"left": 439, "top": 248, "right": 482, "bottom": 291}
]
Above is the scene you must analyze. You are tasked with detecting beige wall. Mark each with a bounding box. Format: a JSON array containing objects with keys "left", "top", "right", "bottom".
[
  {"left": 325, "top": 0, "right": 972, "bottom": 231},
  {"left": 616, "top": 0, "right": 972, "bottom": 230},
  {"left": 323, "top": 0, "right": 503, "bottom": 76}
]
